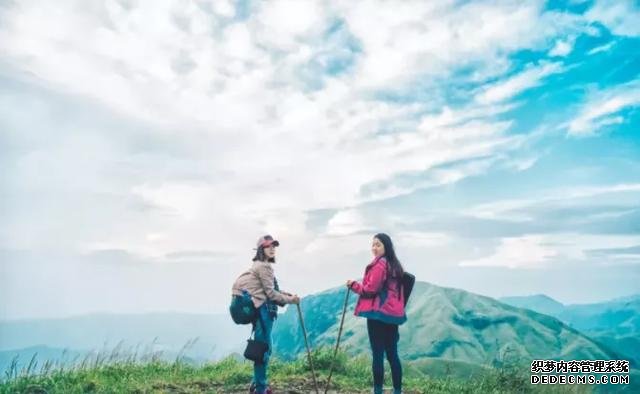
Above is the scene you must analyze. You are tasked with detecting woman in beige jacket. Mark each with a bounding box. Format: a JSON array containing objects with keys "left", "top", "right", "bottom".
[{"left": 232, "top": 235, "right": 300, "bottom": 394}]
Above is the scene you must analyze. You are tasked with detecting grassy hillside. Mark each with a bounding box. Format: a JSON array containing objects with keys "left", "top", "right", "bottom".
[
  {"left": 273, "top": 282, "right": 621, "bottom": 366},
  {"left": 1, "top": 347, "right": 612, "bottom": 394},
  {"left": 499, "top": 294, "right": 640, "bottom": 366},
  {"left": 3, "top": 287, "right": 636, "bottom": 392}
]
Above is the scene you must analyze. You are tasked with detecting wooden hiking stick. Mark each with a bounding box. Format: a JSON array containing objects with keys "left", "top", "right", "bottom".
[
  {"left": 324, "top": 287, "right": 350, "bottom": 394},
  {"left": 296, "top": 303, "right": 320, "bottom": 394}
]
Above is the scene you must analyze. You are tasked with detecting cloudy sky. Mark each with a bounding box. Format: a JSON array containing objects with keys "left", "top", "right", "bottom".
[{"left": 1, "top": 0, "right": 639, "bottom": 320}]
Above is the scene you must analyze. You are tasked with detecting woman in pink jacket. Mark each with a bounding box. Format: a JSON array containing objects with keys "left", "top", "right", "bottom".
[{"left": 347, "top": 233, "right": 406, "bottom": 394}]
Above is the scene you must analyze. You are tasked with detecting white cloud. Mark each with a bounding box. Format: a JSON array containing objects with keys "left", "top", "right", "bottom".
[
  {"left": 559, "top": 234, "right": 640, "bottom": 261},
  {"left": 1, "top": 0, "right": 628, "bottom": 317},
  {"left": 459, "top": 233, "right": 640, "bottom": 269},
  {"left": 211, "top": 0, "right": 236, "bottom": 18},
  {"left": 0, "top": 1, "right": 574, "bottom": 230},
  {"left": 459, "top": 235, "right": 558, "bottom": 269},
  {"left": 466, "top": 183, "right": 640, "bottom": 221},
  {"left": 568, "top": 81, "right": 640, "bottom": 135},
  {"left": 475, "top": 62, "right": 563, "bottom": 104},
  {"left": 396, "top": 232, "right": 451, "bottom": 249},
  {"left": 146, "top": 233, "right": 168, "bottom": 242},
  {"left": 251, "top": 0, "right": 327, "bottom": 51},
  {"left": 587, "top": 41, "right": 616, "bottom": 55},
  {"left": 505, "top": 156, "right": 539, "bottom": 171},
  {"left": 132, "top": 183, "right": 207, "bottom": 221},
  {"left": 586, "top": 0, "right": 640, "bottom": 37},
  {"left": 548, "top": 38, "right": 574, "bottom": 57},
  {"left": 325, "top": 209, "right": 368, "bottom": 236},
  {"left": 338, "top": 1, "right": 573, "bottom": 89}
]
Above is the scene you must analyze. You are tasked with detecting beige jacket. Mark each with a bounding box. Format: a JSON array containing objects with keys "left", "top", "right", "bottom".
[{"left": 232, "top": 260, "right": 296, "bottom": 308}]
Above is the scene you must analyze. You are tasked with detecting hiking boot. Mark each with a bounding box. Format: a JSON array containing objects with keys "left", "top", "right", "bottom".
[{"left": 250, "top": 384, "right": 272, "bottom": 394}]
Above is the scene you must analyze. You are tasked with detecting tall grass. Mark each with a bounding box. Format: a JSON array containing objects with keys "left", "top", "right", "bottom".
[{"left": 1, "top": 345, "right": 599, "bottom": 393}]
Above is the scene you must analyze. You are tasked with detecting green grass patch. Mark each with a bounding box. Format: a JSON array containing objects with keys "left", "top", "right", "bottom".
[{"left": 0, "top": 347, "right": 604, "bottom": 393}]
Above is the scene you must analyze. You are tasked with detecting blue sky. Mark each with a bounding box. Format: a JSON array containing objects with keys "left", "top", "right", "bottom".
[{"left": 1, "top": 0, "right": 639, "bottom": 320}]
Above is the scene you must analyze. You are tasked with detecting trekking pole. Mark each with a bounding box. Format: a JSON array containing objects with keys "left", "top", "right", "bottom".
[
  {"left": 296, "top": 303, "right": 320, "bottom": 394},
  {"left": 324, "top": 287, "right": 350, "bottom": 394}
]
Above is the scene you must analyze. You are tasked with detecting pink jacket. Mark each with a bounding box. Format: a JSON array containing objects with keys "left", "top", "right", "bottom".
[{"left": 350, "top": 256, "right": 407, "bottom": 325}]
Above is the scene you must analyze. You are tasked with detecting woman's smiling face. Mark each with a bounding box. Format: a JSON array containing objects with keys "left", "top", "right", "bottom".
[
  {"left": 372, "top": 237, "right": 385, "bottom": 257},
  {"left": 264, "top": 244, "right": 277, "bottom": 259}
]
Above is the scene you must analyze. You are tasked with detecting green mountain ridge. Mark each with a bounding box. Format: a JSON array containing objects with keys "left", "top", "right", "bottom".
[
  {"left": 498, "top": 293, "right": 640, "bottom": 333},
  {"left": 499, "top": 293, "right": 640, "bottom": 366},
  {"left": 273, "top": 282, "right": 623, "bottom": 368},
  {"left": 2, "top": 285, "right": 636, "bottom": 383}
]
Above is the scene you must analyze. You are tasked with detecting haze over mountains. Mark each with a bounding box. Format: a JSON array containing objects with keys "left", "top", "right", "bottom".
[
  {"left": 499, "top": 293, "right": 640, "bottom": 366},
  {"left": 0, "top": 312, "right": 246, "bottom": 373},
  {"left": 2, "top": 282, "right": 637, "bottom": 375}
]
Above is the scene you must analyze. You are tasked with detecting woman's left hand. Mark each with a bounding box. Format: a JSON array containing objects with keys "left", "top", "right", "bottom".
[{"left": 346, "top": 280, "right": 354, "bottom": 287}]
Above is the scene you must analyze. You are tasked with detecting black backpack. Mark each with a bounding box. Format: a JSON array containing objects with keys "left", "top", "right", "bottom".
[
  {"left": 400, "top": 271, "right": 415, "bottom": 307},
  {"left": 361, "top": 264, "right": 416, "bottom": 307},
  {"left": 229, "top": 291, "right": 257, "bottom": 325},
  {"left": 230, "top": 268, "right": 282, "bottom": 325}
]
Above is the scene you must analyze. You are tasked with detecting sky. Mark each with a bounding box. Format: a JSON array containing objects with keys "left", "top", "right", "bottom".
[{"left": 1, "top": 0, "right": 639, "bottom": 320}]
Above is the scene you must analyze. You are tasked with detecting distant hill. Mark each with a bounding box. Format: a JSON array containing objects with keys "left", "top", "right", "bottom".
[
  {"left": 499, "top": 294, "right": 565, "bottom": 316},
  {"left": 499, "top": 294, "right": 640, "bottom": 366},
  {"left": 3, "top": 287, "right": 635, "bottom": 378},
  {"left": 0, "top": 312, "right": 247, "bottom": 373},
  {"left": 499, "top": 294, "right": 640, "bottom": 336},
  {"left": 273, "top": 282, "right": 622, "bottom": 367}
]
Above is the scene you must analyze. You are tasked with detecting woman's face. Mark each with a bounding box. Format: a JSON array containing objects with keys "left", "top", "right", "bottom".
[
  {"left": 372, "top": 237, "right": 385, "bottom": 257},
  {"left": 264, "top": 244, "right": 277, "bottom": 259}
]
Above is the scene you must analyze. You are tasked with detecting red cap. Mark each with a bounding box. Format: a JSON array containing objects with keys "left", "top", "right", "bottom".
[{"left": 256, "top": 235, "right": 280, "bottom": 249}]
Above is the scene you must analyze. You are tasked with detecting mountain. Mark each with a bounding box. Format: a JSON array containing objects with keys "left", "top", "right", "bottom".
[
  {"left": 499, "top": 294, "right": 640, "bottom": 365},
  {"left": 0, "top": 312, "right": 248, "bottom": 373},
  {"left": 272, "top": 282, "right": 622, "bottom": 367},
  {"left": 3, "top": 287, "right": 635, "bottom": 378},
  {"left": 498, "top": 294, "right": 640, "bottom": 335},
  {"left": 498, "top": 294, "right": 565, "bottom": 316}
]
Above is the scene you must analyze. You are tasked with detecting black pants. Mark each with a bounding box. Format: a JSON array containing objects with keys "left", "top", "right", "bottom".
[{"left": 367, "top": 318, "right": 402, "bottom": 390}]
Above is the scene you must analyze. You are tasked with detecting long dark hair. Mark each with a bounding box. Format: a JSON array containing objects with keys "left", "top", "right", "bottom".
[
  {"left": 375, "top": 233, "right": 403, "bottom": 278},
  {"left": 252, "top": 247, "right": 275, "bottom": 263}
]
